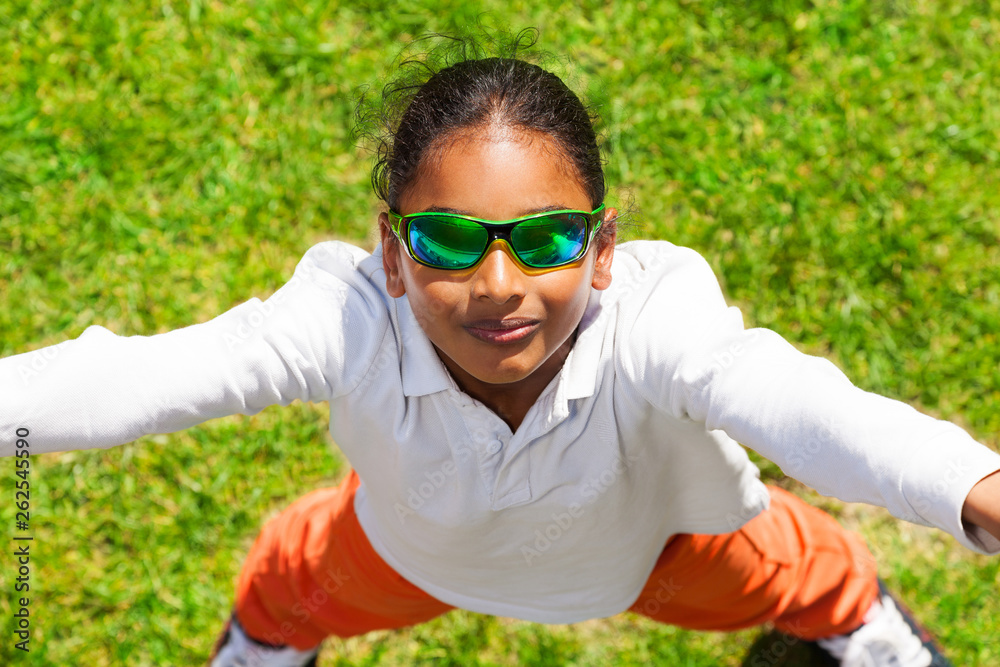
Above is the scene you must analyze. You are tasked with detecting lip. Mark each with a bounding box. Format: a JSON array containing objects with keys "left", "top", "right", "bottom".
[{"left": 463, "top": 318, "right": 541, "bottom": 344}]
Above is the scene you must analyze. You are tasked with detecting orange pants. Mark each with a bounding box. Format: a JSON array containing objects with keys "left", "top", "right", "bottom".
[{"left": 234, "top": 471, "right": 879, "bottom": 650}]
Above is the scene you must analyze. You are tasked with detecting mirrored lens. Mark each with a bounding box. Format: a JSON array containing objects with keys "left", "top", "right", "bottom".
[
  {"left": 408, "top": 216, "right": 487, "bottom": 269},
  {"left": 511, "top": 213, "right": 588, "bottom": 267}
]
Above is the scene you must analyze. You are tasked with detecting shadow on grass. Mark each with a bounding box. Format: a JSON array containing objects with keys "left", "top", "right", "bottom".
[{"left": 740, "top": 630, "right": 833, "bottom": 667}]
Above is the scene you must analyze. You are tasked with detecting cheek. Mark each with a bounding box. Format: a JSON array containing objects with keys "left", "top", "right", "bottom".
[
  {"left": 404, "top": 276, "right": 464, "bottom": 331},
  {"left": 542, "top": 270, "right": 593, "bottom": 324}
]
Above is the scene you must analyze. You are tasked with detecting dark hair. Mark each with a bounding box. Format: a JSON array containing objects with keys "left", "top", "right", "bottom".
[{"left": 358, "top": 30, "right": 608, "bottom": 222}]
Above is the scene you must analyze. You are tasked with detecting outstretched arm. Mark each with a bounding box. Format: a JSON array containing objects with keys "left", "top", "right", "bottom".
[
  {"left": 963, "top": 470, "right": 1000, "bottom": 542},
  {"left": 0, "top": 242, "right": 390, "bottom": 456},
  {"left": 620, "top": 244, "right": 1000, "bottom": 555}
]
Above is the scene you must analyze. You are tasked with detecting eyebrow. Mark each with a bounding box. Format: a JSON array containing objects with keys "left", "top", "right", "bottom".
[{"left": 416, "top": 204, "right": 578, "bottom": 218}]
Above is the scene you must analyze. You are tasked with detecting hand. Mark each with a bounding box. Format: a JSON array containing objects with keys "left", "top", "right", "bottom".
[{"left": 961, "top": 469, "right": 1000, "bottom": 542}]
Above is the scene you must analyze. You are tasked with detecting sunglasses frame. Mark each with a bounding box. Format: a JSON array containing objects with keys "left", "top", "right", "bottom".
[{"left": 388, "top": 204, "right": 606, "bottom": 273}]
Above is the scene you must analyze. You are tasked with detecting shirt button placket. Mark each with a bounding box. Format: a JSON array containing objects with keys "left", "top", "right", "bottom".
[
  {"left": 472, "top": 427, "right": 496, "bottom": 459},
  {"left": 472, "top": 427, "right": 490, "bottom": 447}
]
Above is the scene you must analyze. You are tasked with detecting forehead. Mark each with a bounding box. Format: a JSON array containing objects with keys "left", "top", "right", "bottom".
[{"left": 398, "top": 128, "right": 591, "bottom": 218}]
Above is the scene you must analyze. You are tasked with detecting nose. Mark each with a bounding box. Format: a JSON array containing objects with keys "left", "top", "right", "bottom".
[{"left": 470, "top": 240, "right": 527, "bottom": 304}]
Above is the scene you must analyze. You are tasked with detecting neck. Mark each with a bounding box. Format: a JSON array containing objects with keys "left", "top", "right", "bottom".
[{"left": 437, "top": 337, "right": 573, "bottom": 432}]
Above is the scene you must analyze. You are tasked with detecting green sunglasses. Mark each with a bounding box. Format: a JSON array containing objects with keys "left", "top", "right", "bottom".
[{"left": 388, "top": 204, "right": 606, "bottom": 271}]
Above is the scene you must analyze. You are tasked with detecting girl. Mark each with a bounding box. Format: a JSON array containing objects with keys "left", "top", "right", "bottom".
[{"left": 3, "top": 33, "right": 1000, "bottom": 667}]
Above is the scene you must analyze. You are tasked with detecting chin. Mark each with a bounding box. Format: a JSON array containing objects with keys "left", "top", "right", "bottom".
[{"left": 469, "top": 361, "right": 539, "bottom": 386}]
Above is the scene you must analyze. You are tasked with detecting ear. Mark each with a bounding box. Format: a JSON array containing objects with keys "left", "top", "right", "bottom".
[
  {"left": 590, "top": 207, "right": 617, "bottom": 291},
  {"left": 379, "top": 212, "right": 407, "bottom": 298}
]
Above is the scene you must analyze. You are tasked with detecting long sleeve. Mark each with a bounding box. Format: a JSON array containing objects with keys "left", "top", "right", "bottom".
[
  {"left": 0, "top": 241, "right": 392, "bottom": 456},
  {"left": 617, "top": 241, "right": 1000, "bottom": 554}
]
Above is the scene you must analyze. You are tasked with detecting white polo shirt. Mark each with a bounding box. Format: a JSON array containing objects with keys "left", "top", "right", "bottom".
[{"left": 2, "top": 240, "right": 998, "bottom": 623}]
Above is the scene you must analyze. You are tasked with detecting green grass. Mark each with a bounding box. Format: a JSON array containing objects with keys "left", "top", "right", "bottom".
[{"left": 1, "top": 0, "right": 999, "bottom": 664}]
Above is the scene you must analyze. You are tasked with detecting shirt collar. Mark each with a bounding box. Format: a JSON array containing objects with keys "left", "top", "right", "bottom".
[
  {"left": 396, "top": 295, "right": 458, "bottom": 397},
  {"left": 364, "top": 244, "right": 455, "bottom": 398},
  {"left": 556, "top": 288, "right": 606, "bottom": 401}
]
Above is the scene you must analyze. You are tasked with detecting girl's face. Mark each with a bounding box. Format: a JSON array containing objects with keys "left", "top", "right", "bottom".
[{"left": 380, "top": 130, "right": 616, "bottom": 395}]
